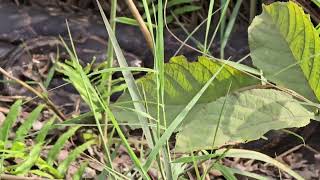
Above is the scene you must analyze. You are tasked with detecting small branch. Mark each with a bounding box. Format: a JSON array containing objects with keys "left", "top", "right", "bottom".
[
  {"left": 0, "top": 67, "right": 66, "bottom": 121},
  {"left": 125, "top": 0, "right": 154, "bottom": 51}
]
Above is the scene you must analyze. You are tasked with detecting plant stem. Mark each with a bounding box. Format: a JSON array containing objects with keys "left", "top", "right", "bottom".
[
  {"left": 102, "top": 0, "right": 117, "bottom": 170},
  {"left": 125, "top": 0, "right": 154, "bottom": 51}
]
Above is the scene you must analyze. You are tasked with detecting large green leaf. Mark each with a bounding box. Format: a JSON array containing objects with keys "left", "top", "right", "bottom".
[
  {"left": 113, "top": 56, "right": 258, "bottom": 126},
  {"left": 249, "top": 1, "right": 320, "bottom": 102},
  {"left": 175, "top": 89, "right": 313, "bottom": 152}
]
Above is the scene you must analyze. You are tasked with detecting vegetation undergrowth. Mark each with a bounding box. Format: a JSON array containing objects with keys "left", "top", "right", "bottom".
[{"left": 0, "top": 0, "right": 319, "bottom": 179}]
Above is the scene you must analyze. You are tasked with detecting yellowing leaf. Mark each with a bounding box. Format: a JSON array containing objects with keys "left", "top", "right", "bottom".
[{"left": 249, "top": 1, "right": 320, "bottom": 102}]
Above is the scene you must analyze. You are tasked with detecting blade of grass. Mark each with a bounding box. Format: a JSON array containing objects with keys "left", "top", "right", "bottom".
[
  {"left": 219, "top": 0, "right": 227, "bottom": 51},
  {"left": 0, "top": 100, "right": 22, "bottom": 142},
  {"left": 0, "top": 100, "right": 22, "bottom": 172},
  {"left": 61, "top": 21, "right": 115, "bottom": 172},
  {"left": 191, "top": 151, "right": 201, "bottom": 179},
  {"left": 143, "top": 64, "right": 226, "bottom": 171},
  {"left": 171, "top": 5, "right": 201, "bottom": 17},
  {"left": 72, "top": 162, "right": 88, "bottom": 180},
  {"left": 212, "top": 163, "right": 237, "bottom": 180},
  {"left": 225, "top": 166, "right": 269, "bottom": 180},
  {"left": 169, "top": 7, "right": 222, "bottom": 57},
  {"left": 14, "top": 143, "right": 43, "bottom": 175},
  {"left": 60, "top": 25, "right": 149, "bottom": 178},
  {"left": 173, "top": 153, "right": 220, "bottom": 163},
  {"left": 35, "top": 116, "right": 55, "bottom": 143},
  {"left": 212, "top": 81, "right": 232, "bottom": 147},
  {"left": 89, "top": 67, "right": 156, "bottom": 77},
  {"left": 207, "top": 0, "right": 231, "bottom": 54},
  {"left": 57, "top": 140, "right": 95, "bottom": 175},
  {"left": 96, "top": 0, "right": 154, "bottom": 148},
  {"left": 115, "top": 17, "right": 156, "bottom": 27},
  {"left": 216, "top": 148, "right": 304, "bottom": 180},
  {"left": 101, "top": 103, "right": 150, "bottom": 179},
  {"left": 157, "top": 1, "right": 174, "bottom": 179},
  {"left": 101, "top": 0, "right": 117, "bottom": 170},
  {"left": 141, "top": 0, "right": 156, "bottom": 44},
  {"left": 142, "top": 0, "right": 194, "bottom": 18},
  {"left": 14, "top": 104, "right": 44, "bottom": 142},
  {"left": 220, "top": 0, "right": 242, "bottom": 58},
  {"left": 46, "top": 126, "right": 81, "bottom": 166},
  {"left": 30, "top": 170, "right": 55, "bottom": 179},
  {"left": 203, "top": 0, "right": 215, "bottom": 53}
]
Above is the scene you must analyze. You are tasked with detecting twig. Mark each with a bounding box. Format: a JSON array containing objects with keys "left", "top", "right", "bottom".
[
  {"left": 125, "top": 0, "right": 154, "bottom": 51},
  {"left": 275, "top": 144, "right": 304, "bottom": 161},
  {"left": 0, "top": 67, "right": 66, "bottom": 121}
]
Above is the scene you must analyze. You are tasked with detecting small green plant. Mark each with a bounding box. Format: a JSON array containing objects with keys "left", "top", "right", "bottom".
[{"left": 0, "top": 101, "right": 94, "bottom": 179}]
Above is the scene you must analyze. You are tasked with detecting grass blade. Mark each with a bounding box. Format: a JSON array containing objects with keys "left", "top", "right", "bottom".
[
  {"left": 14, "top": 143, "right": 42, "bottom": 175},
  {"left": 30, "top": 169, "right": 55, "bottom": 179},
  {"left": 220, "top": 0, "right": 242, "bottom": 58},
  {"left": 46, "top": 126, "right": 81, "bottom": 166},
  {"left": 216, "top": 148, "right": 304, "bottom": 180},
  {"left": 203, "top": 0, "right": 215, "bottom": 53},
  {"left": 0, "top": 100, "right": 22, "bottom": 142},
  {"left": 72, "top": 162, "right": 88, "bottom": 180},
  {"left": 95, "top": 0, "right": 154, "bottom": 148},
  {"left": 143, "top": 64, "right": 226, "bottom": 170},
  {"left": 35, "top": 158, "right": 62, "bottom": 178},
  {"left": 224, "top": 167, "right": 269, "bottom": 180},
  {"left": 207, "top": 0, "right": 231, "bottom": 53},
  {"left": 212, "top": 163, "right": 237, "bottom": 180},
  {"left": 35, "top": 116, "right": 55, "bottom": 143},
  {"left": 14, "top": 104, "right": 44, "bottom": 142},
  {"left": 59, "top": 35, "right": 149, "bottom": 179},
  {"left": 173, "top": 153, "right": 220, "bottom": 163},
  {"left": 57, "top": 140, "right": 95, "bottom": 175}
]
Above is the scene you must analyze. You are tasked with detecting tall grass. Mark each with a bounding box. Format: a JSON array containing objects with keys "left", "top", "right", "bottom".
[
  {"left": 94, "top": 0, "right": 253, "bottom": 179},
  {"left": 59, "top": 0, "right": 303, "bottom": 179}
]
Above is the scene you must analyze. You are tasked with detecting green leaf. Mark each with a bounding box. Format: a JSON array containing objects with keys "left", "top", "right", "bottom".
[
  {"left": 175, "top": 89, "right": 313, "bottom": 152},
  {"left": 142, "top": 0, "right": 195, "bottom": 19},
  {"left": 72, "top": 162, "right": 88, "bottom": 180},
  {"left": 14, "top": 104, "right": 44, "bottom": 142},
  {"left": 113, "top": 56, "right": 258, "bottom": 126},
  {"left": 57, "top": 140, "right": 95, "bottom": 175},
  {"left": 115, "top": 17, "right": 156, "bottom": 27},
  {"left": 11, "top": 141, "right": 25, "bottom": 152},
  {"left": 14, "top": 143, "right": 42, "bottom": 175},
  {"left": 0, "top": 100, "right": 22, "bottom": 142},
  {"left": 35, "top": 116, "right": 55, "bottom": 143},
  {"left": 46, "top": 126, "right": 80, "bottom": 166},
  {"left": 29, "top": 170, "right": 55, "bottom": 179},
  {"left": 167, "top": 0, "right": 194, "bottom": 7},
  {"left": 212, "top": 163, "right": 237, "bottom": 180},
  {"left": 172, "top": 5, "right": 201, "bottom": 16},
  {"left": 35, "top": 158, "right": 62, "bottom": 178},
  {"left": 249, "top": 1, "right": 320, "bottom": 102}
]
